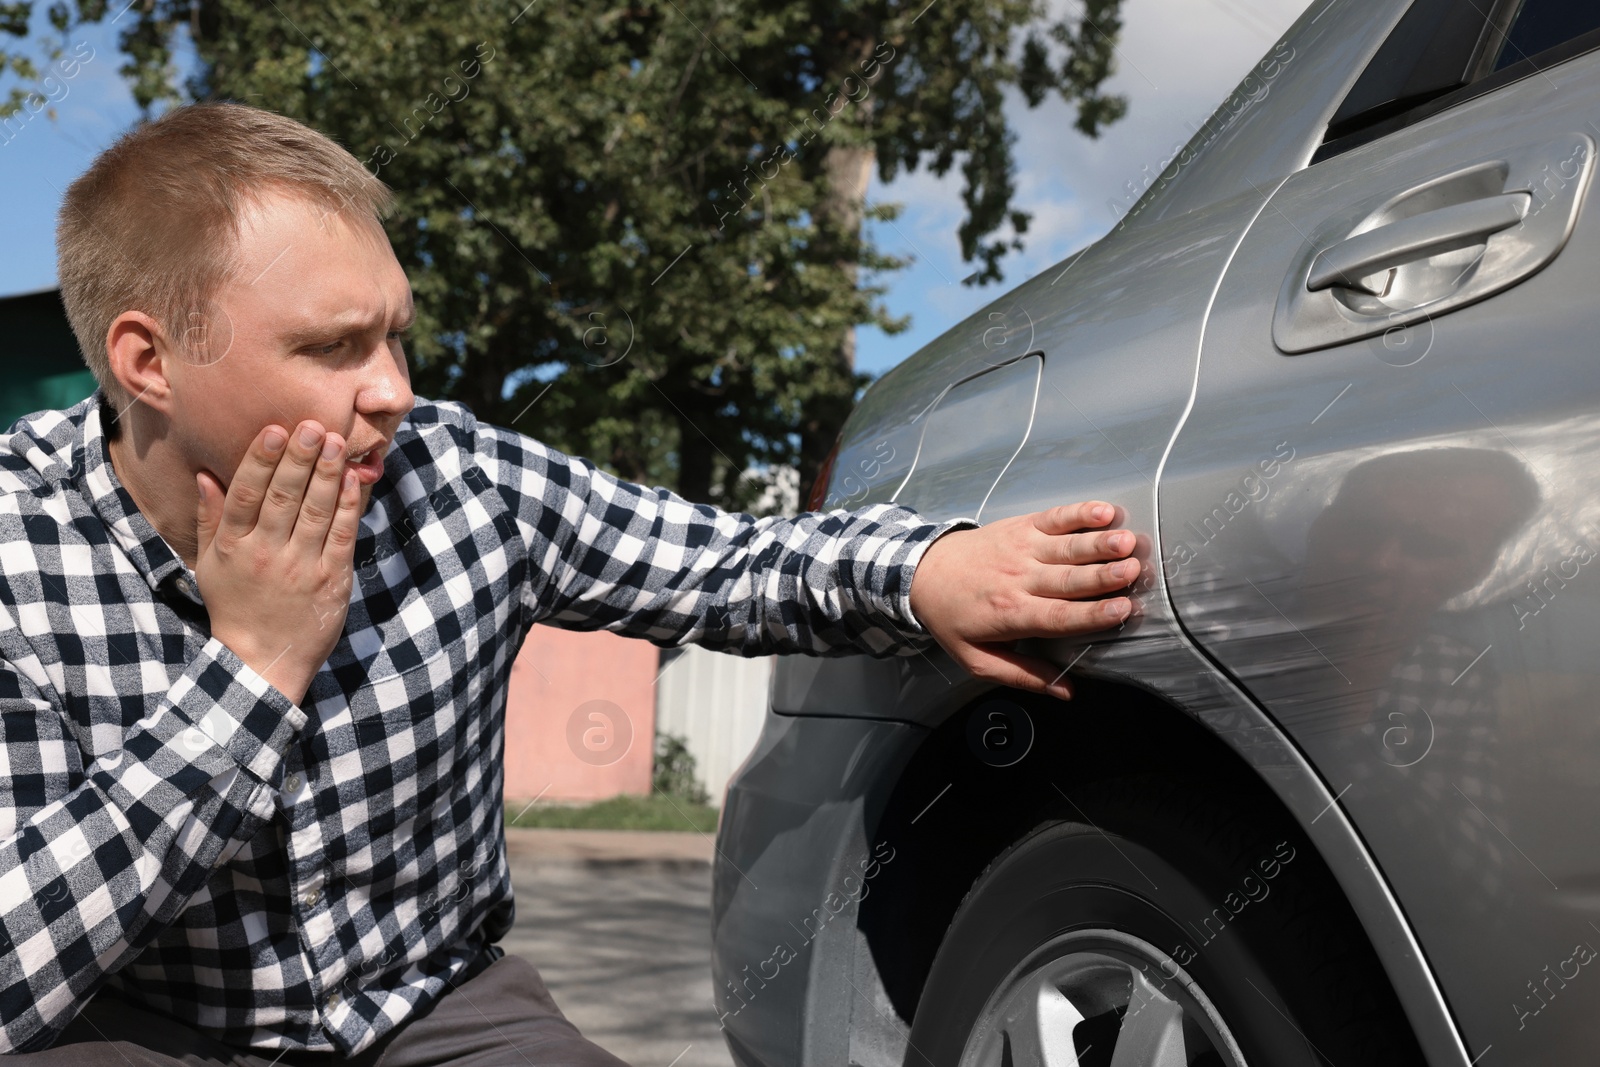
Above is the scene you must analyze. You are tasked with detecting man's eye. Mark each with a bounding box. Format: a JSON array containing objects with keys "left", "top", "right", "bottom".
[
  {"left": 387, "top": 329, "right": 411, "bottom": 342},
  {"left": 314, "top": 340, "right": 345, "bottom": 355}
]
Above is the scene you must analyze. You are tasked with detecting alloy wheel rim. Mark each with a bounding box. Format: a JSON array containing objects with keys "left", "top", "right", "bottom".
[{"left": 957, "top": 928, "right": 1247, "bottom": 1067}]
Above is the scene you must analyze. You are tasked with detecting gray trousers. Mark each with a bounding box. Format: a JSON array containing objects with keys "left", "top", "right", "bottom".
[{"left": 19, "top": 954, "right": 634, "bottom": 1067}]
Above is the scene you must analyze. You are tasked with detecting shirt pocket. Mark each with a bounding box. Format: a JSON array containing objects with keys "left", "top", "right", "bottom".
[{"left": 348, "top": 640, "right": 457, "bottom": 737}]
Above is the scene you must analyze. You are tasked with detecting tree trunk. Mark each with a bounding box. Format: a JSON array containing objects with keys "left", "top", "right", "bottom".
[
  {"left": 816, "top": 141, "right": 875, "bottom": 372},
  {"left": 462, "top": 349, "right": 508, "bottom": 423},
  {"left": 677, "top": 416, "right": 715, "bottom": 504},
  {"left": 800, "top": 139, "right": 875, "bottom": 500}
]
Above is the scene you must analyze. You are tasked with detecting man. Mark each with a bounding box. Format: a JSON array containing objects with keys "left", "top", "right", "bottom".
[{"left": 0, "top": 102, "right": 1139, "bottom": 1064}]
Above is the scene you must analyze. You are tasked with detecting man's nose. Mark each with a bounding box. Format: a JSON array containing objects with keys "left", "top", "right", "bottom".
[{"left": 360, "top": 344, "right": 415, "bottom": 419}]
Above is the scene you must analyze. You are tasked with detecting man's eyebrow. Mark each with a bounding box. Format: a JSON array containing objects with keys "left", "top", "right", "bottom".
[{"left": 279, "top": 303, "right": 415, "bottom": 347}]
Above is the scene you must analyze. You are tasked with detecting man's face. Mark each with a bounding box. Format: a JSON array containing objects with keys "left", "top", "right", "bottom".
[{"left": 167, "top": 188, "right": 416, "bottom": 516}]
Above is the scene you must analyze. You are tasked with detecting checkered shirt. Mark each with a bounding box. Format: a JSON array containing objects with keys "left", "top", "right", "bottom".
[{"left": 0, "top": 390, "right": 963, "bottom": 1055}]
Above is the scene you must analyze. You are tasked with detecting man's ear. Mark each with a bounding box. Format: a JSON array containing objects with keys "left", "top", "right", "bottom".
[{"left": 106, "top": 310, "right": 178, "bottom": 418}]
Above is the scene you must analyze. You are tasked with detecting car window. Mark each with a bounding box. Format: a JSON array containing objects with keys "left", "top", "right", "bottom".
[
  {"left": 1316, "top": 0, "right": 1600, "bottom": 163},
  {"left": 1324, "top": 0, "right": 1489, "bottom": 143},
  {"left": 1494, "top": 0, "right": 1600, "bottom": 71}
]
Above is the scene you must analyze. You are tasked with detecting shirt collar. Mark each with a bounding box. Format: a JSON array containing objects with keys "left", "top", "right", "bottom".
[{"left": 79, "top": 388, "right": 195, "bottom": 598}]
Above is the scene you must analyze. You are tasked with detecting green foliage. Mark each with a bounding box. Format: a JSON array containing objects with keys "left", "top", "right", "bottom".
[
  {"left": 3, "top": 0, "right": 1124, "bottom": 504},
  {"left": 0, "top": 1, "right": 80, "bottom": 121},
  {"left": 505, "top": 793, "right": 719, "bottom": 833},
  {"left": 653, "top": 732, "right": 711, "bottom": 806}
]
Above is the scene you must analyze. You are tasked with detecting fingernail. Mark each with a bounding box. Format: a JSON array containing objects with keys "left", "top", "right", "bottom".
[
  {"left": 1113, "top": 560, "right": 1136, "bottom": 579},
  {"left": 1092, "top": 505, "right": 1111, "bottom": 522},
  {"left": 264, "top": 430, "right": 286, "bottom": 452},
  {"left": 322, "top": 438, "right": 342, "bottom": 461},
  {"left": 299, "top": 425, "right": 321, "bottom": 447},
  {"left": 1103, "top": 598, "right": 1129, "bottom": 618}
]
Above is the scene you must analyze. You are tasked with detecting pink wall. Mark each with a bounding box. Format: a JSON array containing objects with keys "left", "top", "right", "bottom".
[{"left": 501, "top": 625, "right": 659, "bottom": 803}]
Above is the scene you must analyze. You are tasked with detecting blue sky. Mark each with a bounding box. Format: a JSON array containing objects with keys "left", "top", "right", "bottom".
[
  {"left": 0, "top": 0, "right": 1309, "bottom": 379},
  {"left": 0, "top": 10, "right": 147, "bottom": 297}
]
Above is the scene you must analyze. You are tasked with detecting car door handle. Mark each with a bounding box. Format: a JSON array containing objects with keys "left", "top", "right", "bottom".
[
  {"left": 1276, "top": 134, "right": 1593, "bottom": 353},
  {"left": 1306, "top": 193, "right": 1531, "bottom": 293}
]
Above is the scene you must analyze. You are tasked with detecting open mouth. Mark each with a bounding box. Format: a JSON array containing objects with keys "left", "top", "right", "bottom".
[{"left": 347, "top": 443, "right": 386, "bottom": 485}]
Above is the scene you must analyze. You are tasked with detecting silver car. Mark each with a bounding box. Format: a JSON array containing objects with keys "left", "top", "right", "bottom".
[{"left": 710, "top": 1, "right": 1600, "bottom": 1064}]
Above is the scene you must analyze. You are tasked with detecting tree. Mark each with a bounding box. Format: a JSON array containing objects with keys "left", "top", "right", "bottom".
[{"left": 2, "top": 0, "right": 1125, "bottom": 507}]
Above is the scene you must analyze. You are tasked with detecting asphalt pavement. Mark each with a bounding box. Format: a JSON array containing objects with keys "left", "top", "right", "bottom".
[{"left": 499, "top": 828, "right": 737, "bottom": 1067}]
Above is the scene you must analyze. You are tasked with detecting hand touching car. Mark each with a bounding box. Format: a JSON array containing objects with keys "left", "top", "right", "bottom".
[{"left": 908, "top": 501, "right": 1141, "bottom": 701}]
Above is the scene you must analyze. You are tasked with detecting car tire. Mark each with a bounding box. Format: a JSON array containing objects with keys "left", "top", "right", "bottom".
[{"left": 904, "top": 775, "right": 1422, "bottom": 1067}]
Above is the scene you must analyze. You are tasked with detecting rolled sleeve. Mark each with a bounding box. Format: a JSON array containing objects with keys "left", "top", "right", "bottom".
[{"left": 461, "top": 403, "right": 981, "bottom": 657}]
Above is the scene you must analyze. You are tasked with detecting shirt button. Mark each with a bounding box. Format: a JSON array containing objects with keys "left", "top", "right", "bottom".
[
  {"left": 174, "top": 577, "right": 194, "bottom": 597},
  {"left": 284, "top": 774, "right": 301, "bottom": 793},
  {"left": 325, "top": 991, "right": 341, "bottom": 1010},
  {"left": 303, "top": 888, "right": 320, "bottom": 908}
]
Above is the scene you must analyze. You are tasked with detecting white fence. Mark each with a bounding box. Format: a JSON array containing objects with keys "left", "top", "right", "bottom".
[{"left": 654, "top": 645, "right": 773, "bottom": 803}]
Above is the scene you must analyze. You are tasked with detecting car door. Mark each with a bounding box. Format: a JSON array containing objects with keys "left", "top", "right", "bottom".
[{"left": 1161, "top": 3, "right": 1600, "bottom": 1062}]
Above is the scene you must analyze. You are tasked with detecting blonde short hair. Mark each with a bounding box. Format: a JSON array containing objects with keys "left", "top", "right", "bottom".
[{"left": 56, "top": 101, "right": 394, "bottom": 413}]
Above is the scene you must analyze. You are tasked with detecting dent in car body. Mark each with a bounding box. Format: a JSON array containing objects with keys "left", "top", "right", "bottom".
[
  {"left": 714, "top": 1, "right": 1482, "bottom": 1065},
  {"left": 1165, "top": 49, "right": 1600, "bottom": 1063}
]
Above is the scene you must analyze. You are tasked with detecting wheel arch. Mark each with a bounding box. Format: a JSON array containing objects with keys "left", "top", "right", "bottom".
[
  {"left": 854, "top": 677, "right": 1283, "bottom": 1018},
  {"left": 846, "top": 674, "right": 1447, "bottom": 1064}
]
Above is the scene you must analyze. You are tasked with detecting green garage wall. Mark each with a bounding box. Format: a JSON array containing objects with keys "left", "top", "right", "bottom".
[{"left": 2, "top": 288, "right": 98, "bottom": 432}]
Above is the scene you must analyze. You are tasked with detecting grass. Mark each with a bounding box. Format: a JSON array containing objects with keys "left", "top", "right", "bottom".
[{"left": 505, "top": 793, "right": 719, "bottom": 833}]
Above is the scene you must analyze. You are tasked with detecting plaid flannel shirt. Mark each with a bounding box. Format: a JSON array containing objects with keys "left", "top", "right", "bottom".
[{"left": 0, "top": 390, "right": 963, "bottom": 1055}]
